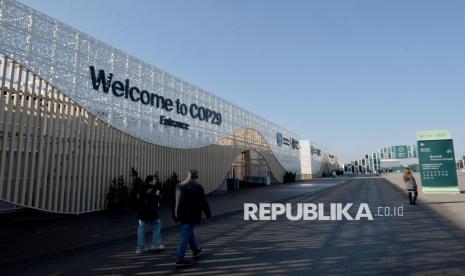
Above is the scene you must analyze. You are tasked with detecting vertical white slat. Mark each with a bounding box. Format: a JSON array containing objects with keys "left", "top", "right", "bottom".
[
  {"left": 52, "top": 91, "right": 65, "bottom": 212},
  {"left": 97, "top": 119, "right": 105, "bottom": 210},
  {"left": 84, "top": 117, "right": 92, "bottom": 212},
  {"left": 118, "top": 132, "right": 122, "bottom": 180},
  {"left": 3, "top": 60, "right": 18, "bottom": 202},
  {"left": 136, "top": 138, "right": 140, "bottom": 179},
  {"left": 95, "top": 121, "right": 105, "bottom": 210},
  {"left": 144, "top": 141, "right": 148, "bottom": 177},
  {"left": 77, "top": 110, "right": 91, "bottom": 213},
  {"left": 89, "top": 117, "right": 98, "bottom": 211},
  {"left": 59, "top": 96, "right": 71, "bottom": 212},
  {"left": 141, "top": 141, "right": 145, "bottom": 177},
  {"left": 70, "top": 105, "right": 83, "bottom": 213},
  {"left": 93, "top": 118, "right": 101, "bottom": 211},
  {"left": 160, "top": 144, "right": 165, "bottom": 181},
  {"left": 35, "top": 81, "right": 49, "bottom": 209},
  {"left": 121, "top": 134, "right": 126, "bottom": 182},
  {"left": 42, "top": 85, "right": 57, "bottom": 210},
  {"left": 27, "top": 77, "right": 41, "bottom": 207},
  {"left": 0, "top": 55, "right": 4, "bottom": 85},
  {"left": 0, "top": 57, "right": 9, "bottom": 200},
  {"left": 128, "top": 134, "right": 132, "bottom": 180},
  {"left": 149, "top": 142, "right": 153, "bottom": 176},
  {"left": 6, "top": 63, "right": 21, "bottom": 202},
  {"left": 110, "top": 129, "right": 116, "bottom": 184},
  {"left": 115, "top": 131, "right": 121, "bottom": 178},
  {"left": 89, "top": 118, "right": 97, "bottom": 211},
  {"left": 121, "top": 132, "right": 125, "bottom": 178},
  {"left": 103, "top": 123, "right": 111, "bottom": 209},
  {"left": 127, "top": 134, "right": 132, "bottom": 181},
  {"left": 86, "top": 117, "right": 96, "bottom": 211},
  {"left": 98, "top": 122, "right": 106, "bottom": 210},
  {"left": 138, "top": 140, "right": 142, "bottom": 176},
  {"left": 104, "top": 123, "right": 112, "bottom": 208},
  {"left": 123, "top": 134, "right": 127, "bottom": 178},
  {"left": 75, "top": 108, "right": 86, "bottom": 213},
  {"left": 74, "top": 107, "right": 84, "bottom": 213},
  {"left": 103, "top": 123, "right": 112, "bottom": 209},
  {"left": 125, "top": 134, "right": 130, "bottom": 182},
  {"left": 20, "top": 71, "right": 33, "bottom": 204},
  {"left": 154, "top": 143, "right": 158, "bottom": 178},
  {"left": 65, "top": 101, "right": 78, "bottom": 212},
  {"left": 56, "top": 94, "right": 67, "bottom": 212},
  {"left": 114, "top": 132, "right": 120, "bottom": 181},
  {"left": 129, "top": 134, "right": 132, "bottom": 179},
  {"left": 0, "top": 56, "right": 7, "bottom": 89},
  {"left": 50, "top": 91, "right": 61, "bottom": 211},
  {"left": 120, "top": 132, "right": 125, "bottom": 180},
  {"left": 13, "top": 66, "right": 27, "bottom": 204},
  {"left": 139, "top": 140, "right": 142, "bottom": 177},
  {"left": 94, "top": 119, "right": 104, "bottom": 210},
  {"left": 129, "top": 135, "right": 133, "bottom": 180},
  {"left": 109, "top": 126, "right": 116, "bottom": 189}
]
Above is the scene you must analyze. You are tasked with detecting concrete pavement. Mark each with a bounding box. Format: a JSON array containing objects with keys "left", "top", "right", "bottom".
[
  {"left": 384, "top": 171, "right": 465, "bottom": 230},
  {"left": 0, "top": 178, "right": 344, "bottom": 269},
  {"left": 3, "top": 176, "right": 465, "bottom": 275}
]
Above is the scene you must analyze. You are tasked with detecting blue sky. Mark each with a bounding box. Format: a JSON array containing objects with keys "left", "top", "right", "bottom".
[{"left": 21, "top": 0, "right": 465, "bottom": 161}]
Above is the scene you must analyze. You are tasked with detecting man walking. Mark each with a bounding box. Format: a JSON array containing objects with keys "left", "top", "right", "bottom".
[{"left": 173, "top": 169, "right": 211, "bottom": 267}]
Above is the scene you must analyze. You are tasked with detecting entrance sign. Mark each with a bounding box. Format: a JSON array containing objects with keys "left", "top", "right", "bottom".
[{"left": 417, "top": 130, "right": 459, "bottom": 194}]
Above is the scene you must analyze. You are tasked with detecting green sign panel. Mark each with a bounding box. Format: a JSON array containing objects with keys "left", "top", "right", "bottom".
[
  {"left": 417, "top": 130, "right": 459, "bottom": 194},
  {"left": 393, "top": 145, "right": 409, "bottom": 159}
]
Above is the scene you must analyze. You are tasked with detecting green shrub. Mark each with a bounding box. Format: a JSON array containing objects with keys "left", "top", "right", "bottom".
[
  {"left": 129, "top": 167, "right": 144, "bottom": 208},
  {"left": 162, "top": 172, "right": 180, "bottom": 203},
  {"left": 106, "top": 176, "right": 129, "bottom": 210},
  {"left": 283, "top": 171, "right": 297, "bottom": 183}
]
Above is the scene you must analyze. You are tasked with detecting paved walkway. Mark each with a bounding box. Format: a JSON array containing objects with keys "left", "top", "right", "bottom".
[
  {"left": 384, "top": 171, "right": 465, "bottom": 230},
  {"left": 0, "top": 178, "right": 345, "bottom": 269},
  {"left": 4, "top": 176, "right": 465, "bottom": 275}
]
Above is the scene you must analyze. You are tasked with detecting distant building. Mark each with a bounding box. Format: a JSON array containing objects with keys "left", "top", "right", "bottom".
[
  {"left": 300, "top": 140, "right": 341, "bottom": 179},
  {"left": 351, "top": 145, "right": 419, "bottom": 173}
]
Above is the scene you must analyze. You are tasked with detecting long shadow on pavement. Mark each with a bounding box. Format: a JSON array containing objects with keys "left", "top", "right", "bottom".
[{"left": 4, "top": 177, "right": 465, "bottom": 275}]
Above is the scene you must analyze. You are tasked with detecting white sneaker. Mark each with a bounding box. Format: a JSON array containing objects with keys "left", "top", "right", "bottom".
[
  {"left": 148, "top": 244, "right": 165, "bottom": 251},
  {"left": 136, "top": 248, "right": 145, "bottom": 254}
]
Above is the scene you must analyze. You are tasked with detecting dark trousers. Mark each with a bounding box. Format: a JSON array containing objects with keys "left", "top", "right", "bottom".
[{"left": 408, "top": 190, "right": 418, "bottom": 204}]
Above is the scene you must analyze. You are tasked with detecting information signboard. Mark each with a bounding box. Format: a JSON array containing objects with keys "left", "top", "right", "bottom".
[{"left": 417, "top": 130, "right": 459, "bottom": 194}]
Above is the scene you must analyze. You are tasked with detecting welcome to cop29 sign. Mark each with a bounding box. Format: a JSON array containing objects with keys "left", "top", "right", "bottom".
[{"left": 89, "top": 66, "right": 222, "bottom": 129}]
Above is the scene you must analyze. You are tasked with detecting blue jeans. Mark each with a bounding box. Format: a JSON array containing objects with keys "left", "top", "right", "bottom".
[
  {"left": 176, "top": 224, "right": 200, "bottom": 260},
  {"left": 137, "top": 219, "right": 161, "bottom": 251}
]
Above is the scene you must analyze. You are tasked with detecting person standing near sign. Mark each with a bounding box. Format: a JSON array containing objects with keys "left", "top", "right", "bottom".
[
  {"left": 136, "top": 175, "right": 165, "bottom": 254},
  {"left": 403, "top": 168, "right": 418, "bottom": 205}
]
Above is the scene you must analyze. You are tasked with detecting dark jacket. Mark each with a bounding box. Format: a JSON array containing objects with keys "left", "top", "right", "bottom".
[
  {"left": 172, "top": 179, "right": 211, "bottom": 224},
  {"left": 137, "top": 183, "right": 161, "bottom": 221}
]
